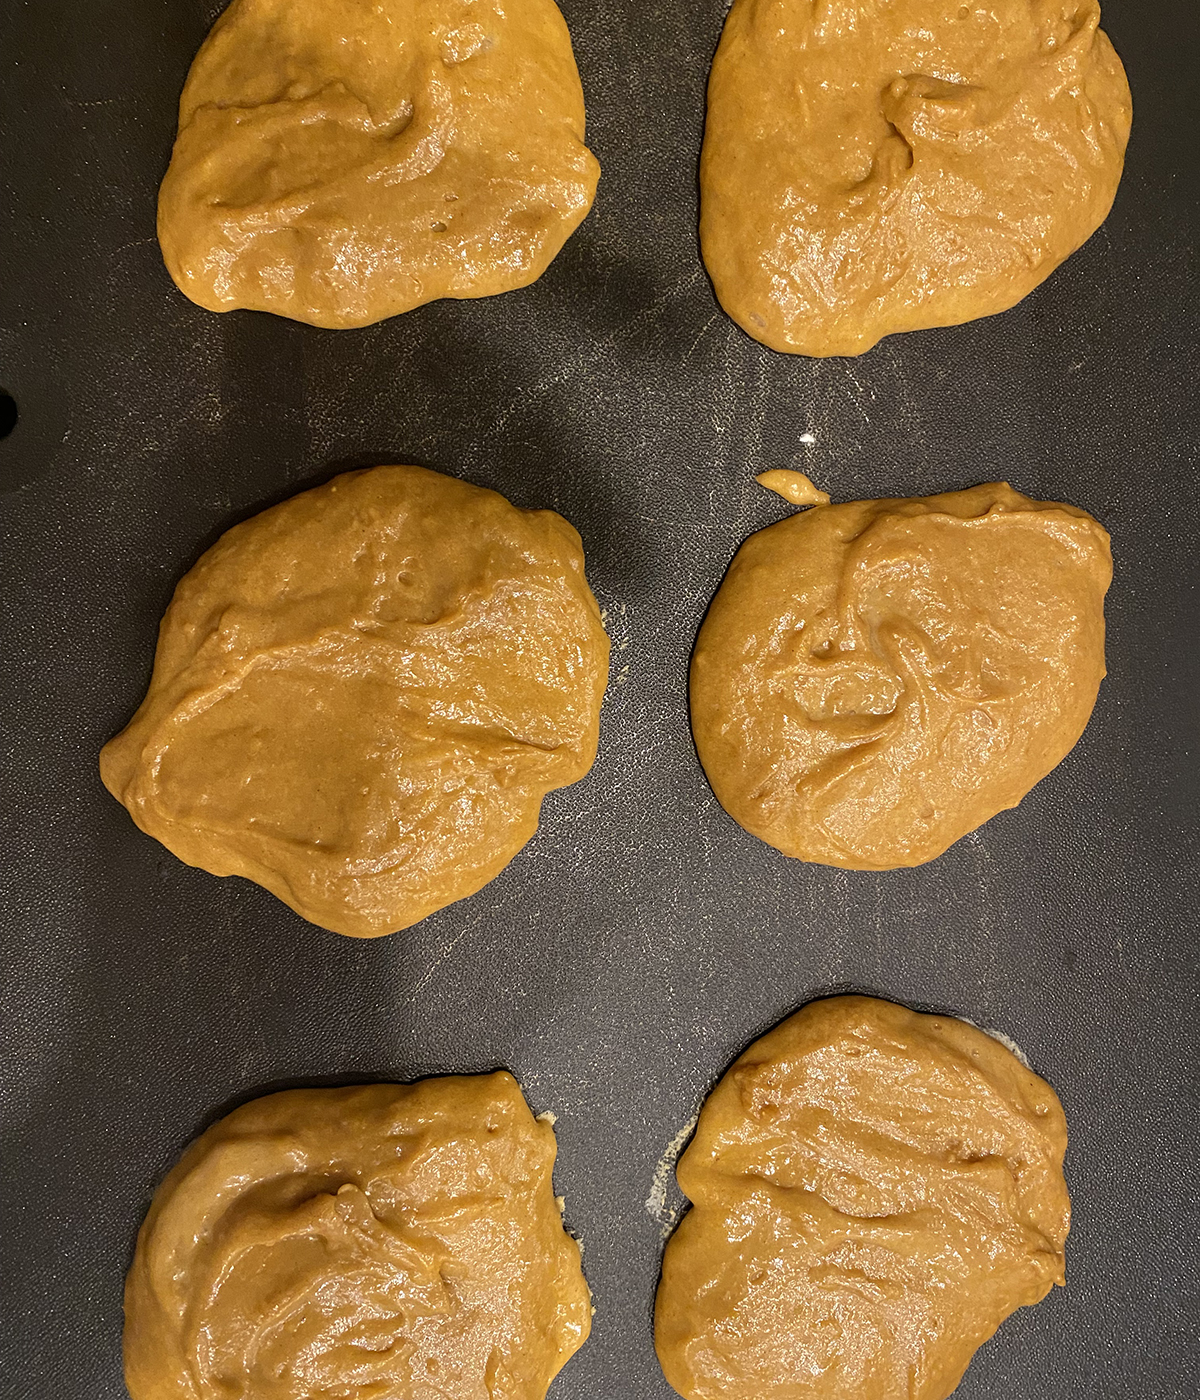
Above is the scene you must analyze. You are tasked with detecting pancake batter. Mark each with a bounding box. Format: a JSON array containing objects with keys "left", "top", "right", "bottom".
[
  {"left": 700, "top": 0, "right": 1132, "bottom": 355},
  {"left": 655, "top": 996, "right": 1071, "bottom": 1400},
  {"left": 690, "top": 482, "right": 1111, "bottom": 868},
  {"left": 158, "top": 0, "right": 599, "bottom": 326},
  {"left": 100, "top": 465, "right": 609, "bottom": 936},
  {"left": 125, "top": 1074, "right": 591, "bottom": 1400}
]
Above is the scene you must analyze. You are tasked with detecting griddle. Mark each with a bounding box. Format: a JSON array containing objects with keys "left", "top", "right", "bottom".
[{"left": 1, "top": 2, "right": 1197, "bottom": 1397}]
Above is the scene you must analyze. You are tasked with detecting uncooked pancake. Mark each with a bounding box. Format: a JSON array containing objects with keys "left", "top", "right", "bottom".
[
  {"left": 158, "top": 0, "right": 599, "bottom": 327},
  {"left": 700, "top": 0, "right": 1132, "bottom": 356},
  {"left": 100, "top": 464, "right": 609, "bottom": 937},
  {"left": 655, "top": 996, "right": 1071, "bottom": 1400},
  {"left": 124, "top": 1073, "right": 591, "bottom": 1400},
  {"left": 690, "top": 482, "right": 1111, "bottom": 869}
]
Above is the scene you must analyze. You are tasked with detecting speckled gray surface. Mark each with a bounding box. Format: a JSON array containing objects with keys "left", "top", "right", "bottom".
[{"left": 1, "top": 2, "right": 1198, "bottom": 1397}]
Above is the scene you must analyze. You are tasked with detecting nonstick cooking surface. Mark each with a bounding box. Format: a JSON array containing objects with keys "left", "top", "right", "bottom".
[{"left": 1, "top": 2, "right": 1198, "bottom": 1397}]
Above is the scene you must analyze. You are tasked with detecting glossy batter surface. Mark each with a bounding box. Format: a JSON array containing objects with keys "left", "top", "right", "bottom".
[
  {"left": 158, "top": 0, "right": 599, "bottom": 327},
  {"left": 100, "top": 465, "right": 609, "bottom": 937},
  {"left": 701, "top": 0, "right": 1132, "bottom": 356},
  {"left": 655, "top": 997, "right": 1071, "bottom": 1400},
  {"left": 124, "top": 1074, "right": 591, "bottom": 1400},
  {"left": 691, "top": 483, "right": 1110, "bottom": 869}
]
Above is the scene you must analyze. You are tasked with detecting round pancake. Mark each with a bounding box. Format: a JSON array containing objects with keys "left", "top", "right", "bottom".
[
  {"left": 100, "top": 464, "right": 609, "bottom": 936},
  {"left": 700, "top": 0, "right": 1132, "bottom": 355},
  {"left": 690, "top": 482, "right": 1111, "bottom": 868},
  {"left": 124, "top": 1073, "right": 591, "bottom": 1400},
  {"left": 158, "top": 0, "right": 599, "bottom": 326},
  {"left": 655, "top": 996, "right": 1071, "bottom": 1400}
]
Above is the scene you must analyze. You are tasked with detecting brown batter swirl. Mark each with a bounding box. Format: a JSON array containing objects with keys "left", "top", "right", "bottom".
[
  {"left": 655, "top": 996, "right": 1071, "bottom": 1400},
  {"left": 124, "top": 1074, "right": 591, "bottom": 1400},
  {"left": 691, "top": 482, "right": 1111, "bottom": 868}
]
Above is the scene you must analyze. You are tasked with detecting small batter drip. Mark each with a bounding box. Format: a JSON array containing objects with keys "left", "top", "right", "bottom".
[{"left": 755, "top": 469, "right": 830, "bottom": 507}]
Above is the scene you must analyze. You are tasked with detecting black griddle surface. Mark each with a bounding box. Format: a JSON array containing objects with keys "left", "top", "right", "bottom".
[{"left": 1, "top": 2, "right": 1198, "bottom": 1397}]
